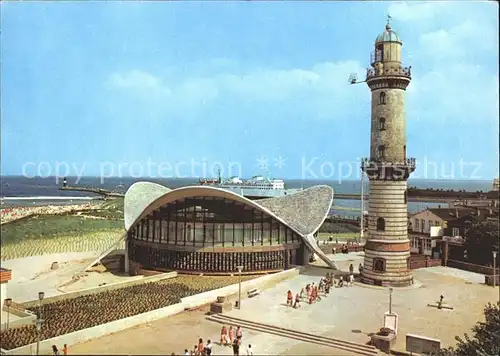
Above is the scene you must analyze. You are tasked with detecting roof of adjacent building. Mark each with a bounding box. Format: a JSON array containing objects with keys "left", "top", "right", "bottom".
[
  {"left": 375, "top": 23, "right": 402, "bottom": 44},
  {"left": 123, "top": 181, "right": 334, "bottom": 237},
  {"left": 411, "top": 207, "right": 498, "bottom": 222}
]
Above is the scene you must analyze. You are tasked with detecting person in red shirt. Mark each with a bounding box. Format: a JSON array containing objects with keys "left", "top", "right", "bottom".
[
  {"left": 286, "top": 290, "right": 293, "bottom": 306},
  {"left": 221, "top": 325, "right": 228, "bottom": 345}
]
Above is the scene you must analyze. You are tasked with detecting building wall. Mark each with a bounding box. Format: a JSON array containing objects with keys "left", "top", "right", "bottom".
[
  {"left": 1, "top": 282, "right": 7, "bottom": 313},
  {"left": 368, "top": 180, "right": 408, "bottom": 239},
  {"left": 370, "top": 88, "right": 406, "bottom": 162},
  {"left": 410, "top": 210, "right": 445, "bottom": 234},
  {"left": 362, "top": 171, "right": 412, "bottom": 286},
  {"left": 362, "top": 32, "right": 412, "bottom": 287}
]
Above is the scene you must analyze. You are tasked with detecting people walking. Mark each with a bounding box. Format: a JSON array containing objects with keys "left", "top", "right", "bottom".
[
  {"left": 221, "top": 325, "right": 228, "bottom": 345},
  {"left": 286, "top": 290, "right": 293, "bottom": 306},
  {"left": 246, "top": 344, "right": 254, "bottom": 355},
  {"left": 229, "top": 326, "right": 235, "bottom": 344},
  {"left": 293, "top": 293, "right": 301, "bottom": 308},
  {"left": 232, "top": 338, "right": 240, "bottom": 356},
  {"left": 197, "top": 338, "right": 204, "bottom": 356},
  {"left": 205, "top": 340, "right": 213, "bottom": 356}
]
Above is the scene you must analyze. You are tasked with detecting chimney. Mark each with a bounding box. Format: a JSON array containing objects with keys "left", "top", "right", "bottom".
[
  {"left": 476, "top": 207, "right": 480, "bottom": 217},
  {"left": 455, "top": 209, "right": 459, "bottom": 218}
]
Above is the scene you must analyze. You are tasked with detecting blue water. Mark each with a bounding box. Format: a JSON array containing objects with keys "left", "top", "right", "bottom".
[{"left": 0, "top": 176, "right": 493, "bottom": 213}]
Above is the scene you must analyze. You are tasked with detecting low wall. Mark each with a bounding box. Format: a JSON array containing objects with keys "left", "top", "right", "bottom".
[
  {"left": 181, "top": 267, "right": 301, "bottom": 310},
  {"left": 484, "top": 274, "right": 500, "bottom": 286},
  {"left": 410, "top": 258, "right": 442, "bottom": 270},
  {"left": 21, "top": 272, "right": 177, "bottom": 309},
  {"left": 319, "top": 244, "right": 364, "bottom": 254},
  {"left": 1, "top": 268, "right": 300, "bottom": 355},
  {"left": 447, "top": 260, "right": 500, "bottom": 276},
  {"left": 1, "top": 303, "right": 185, "bottom": 355},
  {"left": 1, "top": 307, "right": 36, "bottom": 330}
]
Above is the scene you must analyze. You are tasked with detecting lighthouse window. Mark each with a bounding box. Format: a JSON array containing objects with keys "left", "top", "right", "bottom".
[
  {"left": 378, "top": 145, "right": 386, "bottom": 160},
  {"left": 379, "top": 91, "right": 386, "bottom": 105},
  {"left": 373, "top": 258, "right": 386, "bottom": 272},
  {"left": 376, "top": 217, "right": 386, "bottom": 231},
  {"left": 379, "top": 117, "right": 386, "bottom": 131}
]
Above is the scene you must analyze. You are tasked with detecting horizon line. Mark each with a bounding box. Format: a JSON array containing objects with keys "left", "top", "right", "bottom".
[{"left": 0, "top": 175, "right": 496, "bottom": 182}]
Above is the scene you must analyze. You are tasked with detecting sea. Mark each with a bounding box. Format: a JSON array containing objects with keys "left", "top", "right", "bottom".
[{"left": 0, "top": 176, "right": 494, "bottom": 217}]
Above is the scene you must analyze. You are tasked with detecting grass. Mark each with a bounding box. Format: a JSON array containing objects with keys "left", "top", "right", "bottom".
[
  {"left": 0, "top": 215, "right": 123, "bottom": 245},
  {"left": 1, "top": 230, "right": 125, "bottom": 261},
  {"left": 0, "top": 199, "right": 128, "bottom": 260}
]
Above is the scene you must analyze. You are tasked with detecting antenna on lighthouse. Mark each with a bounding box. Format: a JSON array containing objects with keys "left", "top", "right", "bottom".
[{"left": 348, "top": 72, "right": 365, "bottom": 85}]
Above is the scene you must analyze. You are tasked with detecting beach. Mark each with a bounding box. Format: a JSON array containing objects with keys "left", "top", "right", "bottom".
[{"left": 0, "top": 201, "right": 99, "bottom": 225}]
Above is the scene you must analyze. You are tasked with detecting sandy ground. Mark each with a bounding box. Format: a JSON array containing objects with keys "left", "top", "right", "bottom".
[
  {"left": 60, "top": 272, "right": 144, "bottom": 293},
  {"left": 0, "top": 251, "right": 149, "bottom": 303},
  {"left": 69, "top": 253, "right": 498, "bottom": 355},
  {"left": 1, "top": 252, "right": 101, "bottom": 302}
]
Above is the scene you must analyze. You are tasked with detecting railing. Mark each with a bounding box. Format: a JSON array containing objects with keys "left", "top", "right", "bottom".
[
  {"left": 442, "top": 236, "right": 465, "bottom": 245},
  {"left": 447, "top": 259, "right": 500, "bottom": 276},
  {"left": 361, "top": 158, "right": 416, "bottom": 169},
  {"left": 366, "top": 66, "right": 411, "bottom": 80}
]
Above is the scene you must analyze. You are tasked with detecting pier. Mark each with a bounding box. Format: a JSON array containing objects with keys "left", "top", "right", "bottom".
[{"left": 59, "top": 186, "right": 124, "bottom": 198}]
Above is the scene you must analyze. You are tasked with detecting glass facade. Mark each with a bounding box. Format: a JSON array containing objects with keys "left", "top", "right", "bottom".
[
  {"left": 129, "top": 197, "right": 301, "bottom": 247},
  {"left": 128, "top": 196, "right": 305, "bottom": 273}
]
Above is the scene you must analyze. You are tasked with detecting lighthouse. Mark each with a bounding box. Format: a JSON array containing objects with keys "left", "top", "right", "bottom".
[{"left": 360, "top": 19, "right": 416, "bottom": 287}]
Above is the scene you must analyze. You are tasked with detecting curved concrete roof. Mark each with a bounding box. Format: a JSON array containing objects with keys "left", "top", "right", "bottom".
[
  {"left": 124, "top": 182, "right": 333, "bottom": 235},
  {"left": 123, "top": 182, "right": 337, "bottom": 270}
]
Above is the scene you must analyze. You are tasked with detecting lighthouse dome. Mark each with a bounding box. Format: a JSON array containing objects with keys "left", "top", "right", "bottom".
[{"left": 375, "top": 23, "right": 401, "bottom": 44}]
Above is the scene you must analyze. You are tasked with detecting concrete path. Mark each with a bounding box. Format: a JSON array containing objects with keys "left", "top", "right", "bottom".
[{"left": 66, "top": 265, "right": 498, "bottom": 355}]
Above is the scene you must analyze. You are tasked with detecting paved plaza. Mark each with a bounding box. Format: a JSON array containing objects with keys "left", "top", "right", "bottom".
[{"left": 70, "top": 252, "right": 498, "bottom": 355}]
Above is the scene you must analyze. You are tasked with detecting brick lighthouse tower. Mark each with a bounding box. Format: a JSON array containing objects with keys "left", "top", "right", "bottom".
[{"left": 360, "top": 18, "right": 416, "bottom": 287}]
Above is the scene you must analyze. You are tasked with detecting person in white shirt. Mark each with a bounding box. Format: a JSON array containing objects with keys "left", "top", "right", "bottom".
[
  {"left": 205, "top": 340, "right": 213, "bottom": 356},
  {"left": 184, "top": 349, "right": 190, "bottom": 356},
  {"left": 246, "top": 344, "right": 254, "bottom": 355}
]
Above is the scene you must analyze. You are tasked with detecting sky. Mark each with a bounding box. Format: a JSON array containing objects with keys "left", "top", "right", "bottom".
[{"left": 1, "top": 1, "right": 499, "bottom": 181}]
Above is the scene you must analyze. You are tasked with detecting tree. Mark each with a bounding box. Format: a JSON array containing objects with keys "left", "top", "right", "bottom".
[
  {"left": 464, "top": 219, "right": 499, "bottom": 265},
  {"left": 439, "top": 302, "right": 500, "bottom": 356}
]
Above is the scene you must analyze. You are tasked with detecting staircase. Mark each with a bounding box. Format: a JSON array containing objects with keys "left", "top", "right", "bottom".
[{"left": 206, "top": 314, "right": 379, "bottom": 356}]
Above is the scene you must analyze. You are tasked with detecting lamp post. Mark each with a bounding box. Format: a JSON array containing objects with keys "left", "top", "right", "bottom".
[
  {"left": 35, "top": 317, "right": 44, "bottom": 356},
  {"left": 389, "top": 287, "right": 393, "bottom": 314},
  {"left": 493, "top": 251, "right": 497, "bottom": 288},
  {"left": 236, "top": 265, "right": 243, "bottom": 309},
  {"left": 5, "top": 298, "right": 12, "bottom": 331},
  {"left": 38, "top": 292, "right": 45, "bottom": 319}
]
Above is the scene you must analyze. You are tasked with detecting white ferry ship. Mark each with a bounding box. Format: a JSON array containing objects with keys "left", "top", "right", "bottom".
[{"left": 199, "top": 171, "right": 302, "bottom": 199}]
